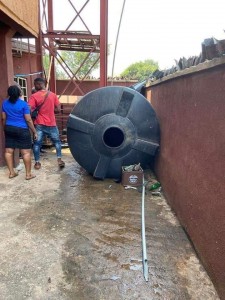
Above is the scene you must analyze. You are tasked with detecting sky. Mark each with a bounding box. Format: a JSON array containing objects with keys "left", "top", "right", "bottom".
[{"left": 52, "top": 0, "right": 225, "bottom": 76}]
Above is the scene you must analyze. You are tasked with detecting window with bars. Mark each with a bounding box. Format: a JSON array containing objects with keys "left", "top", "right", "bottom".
[{"left": 14, "top": 77, "right": 28, "bottom": 101}]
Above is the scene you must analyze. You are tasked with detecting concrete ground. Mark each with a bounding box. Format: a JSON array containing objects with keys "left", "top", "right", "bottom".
[{"left": 0, "top": 149, "right": 219, "bottom": 300}]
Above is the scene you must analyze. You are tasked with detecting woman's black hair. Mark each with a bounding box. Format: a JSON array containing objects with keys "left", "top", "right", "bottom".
[{"left": 7, "top": 85, "right": 21, "bottom": 103}]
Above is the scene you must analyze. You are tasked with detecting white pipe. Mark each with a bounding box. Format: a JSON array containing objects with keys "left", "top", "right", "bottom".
[{"left": 142, "top": 176, "right": 149, "bottom": 281}]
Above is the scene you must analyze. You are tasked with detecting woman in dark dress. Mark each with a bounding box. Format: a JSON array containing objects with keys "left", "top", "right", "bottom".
[{"left": 1, "top": 85, "right": 37, "bottom": 180}]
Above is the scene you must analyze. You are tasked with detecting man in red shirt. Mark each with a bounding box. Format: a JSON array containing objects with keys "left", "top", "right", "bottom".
[{"left": 28, "top": 78, "right": 65, "bottom": 170}]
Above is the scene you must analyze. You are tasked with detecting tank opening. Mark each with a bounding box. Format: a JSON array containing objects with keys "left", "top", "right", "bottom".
[{"left": 103, "top": 127, "right": 124, "bottom": 148}]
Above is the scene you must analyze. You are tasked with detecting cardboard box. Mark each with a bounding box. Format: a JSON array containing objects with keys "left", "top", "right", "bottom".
[{"left": 121, "top": 166, "right": 143, "bottom": 186}]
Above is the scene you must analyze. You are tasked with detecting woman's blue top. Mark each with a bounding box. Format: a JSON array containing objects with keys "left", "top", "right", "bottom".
[{"left": 2, "top": 98, "right": 30, "bottom": 129}]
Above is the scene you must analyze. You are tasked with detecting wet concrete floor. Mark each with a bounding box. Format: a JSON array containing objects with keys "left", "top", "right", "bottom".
[{"left": 0, "top": 149, "right": 219, "bottom": 299}]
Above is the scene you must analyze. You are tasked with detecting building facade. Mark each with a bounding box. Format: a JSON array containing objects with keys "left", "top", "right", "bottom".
[{"left": 0, "top": 0, "right": 39, "bottom": 165}]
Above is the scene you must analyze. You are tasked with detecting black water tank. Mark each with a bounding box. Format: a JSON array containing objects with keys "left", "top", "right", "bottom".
[{"left": 67, "top": 86, "right": 160, "bottom": 179}]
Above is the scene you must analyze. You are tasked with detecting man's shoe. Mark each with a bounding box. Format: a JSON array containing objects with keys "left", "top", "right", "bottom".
[
  {"left": 40, "top": 149, "right": 47, "bottom": 153},
  {"left": 34, "top": 162, "right": 41, "bottom": 170},
  {"left": 58, "top": 160, "right": 65, "bottom": 168}
]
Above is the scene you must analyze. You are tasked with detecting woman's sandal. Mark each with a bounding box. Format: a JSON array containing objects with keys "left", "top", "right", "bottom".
[
  {"left": 25, "top": 174, "right": 36, "bottom": 180},
  {"left": 9, "top": 172, "right": 18, "bottom": 179}
]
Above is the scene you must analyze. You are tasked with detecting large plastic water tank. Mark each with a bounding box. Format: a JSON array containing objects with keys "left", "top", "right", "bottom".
[{"left": 67, "top": 86, "right": 160, "bottom": 179}]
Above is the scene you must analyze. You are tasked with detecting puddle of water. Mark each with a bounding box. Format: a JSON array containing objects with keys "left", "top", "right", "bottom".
[
  {"left": 121, "top": 262, "right": 142, "bottom": 271},
  {"left": 130, "top": 264, "right": 142, "bottom": 271}
]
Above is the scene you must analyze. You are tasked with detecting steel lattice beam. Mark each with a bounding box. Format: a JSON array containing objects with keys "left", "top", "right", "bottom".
[{"left": 38, "top": 0, "right": 108, "bottom": 95}]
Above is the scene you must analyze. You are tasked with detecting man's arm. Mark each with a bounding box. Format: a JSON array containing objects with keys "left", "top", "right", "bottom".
[
  {"left": 28, "top": 95, "right": 36, "bottom": 111},
  {"left": 54, "top": 93, "right": 61, "bottom": 114},
  {"left": 54, "top": 104, "right": 61, "bottom": 114}
]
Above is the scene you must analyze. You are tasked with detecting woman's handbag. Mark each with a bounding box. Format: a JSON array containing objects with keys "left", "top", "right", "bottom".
[{"left": 31, "top": 91, "right": 50, "bottom": 120}]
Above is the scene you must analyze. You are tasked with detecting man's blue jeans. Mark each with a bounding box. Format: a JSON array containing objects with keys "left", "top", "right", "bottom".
[{"left": 33, "top": 125, "right": 62, "bottom": 162}]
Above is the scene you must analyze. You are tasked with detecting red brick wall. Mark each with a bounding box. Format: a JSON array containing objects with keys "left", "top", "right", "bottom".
[
  {"left": 13, "top": 52, "right": 39, "bottom": 97},
  {"left": 56, "top": 79, "right": 137, "bottom": 96},
  {"left": 146, "top": 58, "right": 225, "bottom": 299}
]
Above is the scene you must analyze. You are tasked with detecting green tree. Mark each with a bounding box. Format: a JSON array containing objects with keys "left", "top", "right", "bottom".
[
  {"left": 120, "top": 59, "right": 159, "bottom": 81},
  {"left": 43, "top": 51, "right": 100, "bottom": 80},
  {"left": 42, "top": 54, "right": 50, "bottom": 77}
]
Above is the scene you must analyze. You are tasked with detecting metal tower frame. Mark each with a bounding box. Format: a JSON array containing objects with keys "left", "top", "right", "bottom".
[{"left": 37, "top": 0, "right": 108, "bottom": 95}]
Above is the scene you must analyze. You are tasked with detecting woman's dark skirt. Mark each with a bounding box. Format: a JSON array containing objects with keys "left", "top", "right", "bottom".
[{"left": 4, "top": 125, "right": 32, "bottom": 149}]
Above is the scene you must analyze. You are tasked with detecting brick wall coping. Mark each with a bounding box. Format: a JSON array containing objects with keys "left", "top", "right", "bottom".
[{"left": 146, "top": 55, "right": 225, "bottom": 87}]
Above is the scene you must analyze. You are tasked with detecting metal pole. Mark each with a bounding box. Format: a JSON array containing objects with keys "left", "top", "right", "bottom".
[
  {"left": 47, "top": 0, "right": 56, "bottom": 93},
  {"left": 142, "top": 176, "right": 149, "bottom": 281},
  {"left": 100, "top": 0, "right": 108, "bottom": 87}
]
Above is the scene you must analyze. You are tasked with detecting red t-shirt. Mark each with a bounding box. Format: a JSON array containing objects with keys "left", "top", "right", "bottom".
[{"left": 28, "top": 90, "right": 60, "bottom": 126}]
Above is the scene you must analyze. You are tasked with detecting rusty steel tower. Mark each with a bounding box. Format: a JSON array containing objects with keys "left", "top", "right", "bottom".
[{"left": 37, "top": 0, "right": 108, "bottom": 95}]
